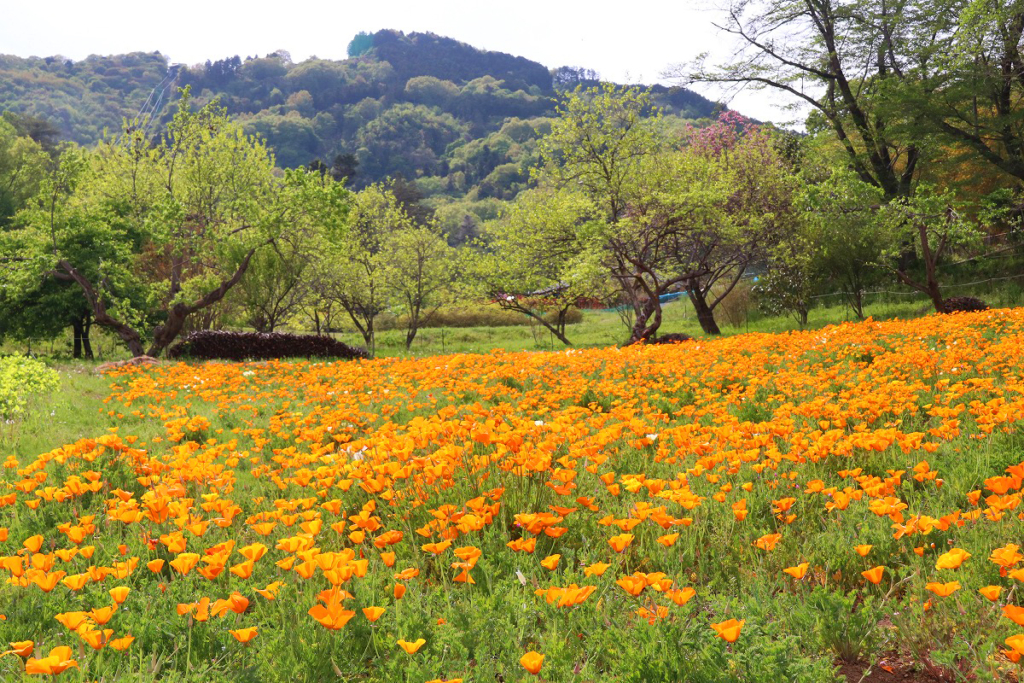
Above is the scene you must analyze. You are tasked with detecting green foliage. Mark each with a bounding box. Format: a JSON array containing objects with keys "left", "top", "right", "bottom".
[
  {"left": 0, "top": 354, "right": 58, "bottom": 419},
  {"left": 1, "top": 35, "right": 721, "bottom": 210},
  {"left": 3, "top": 90, "right": 350, "bottom": 358},
  {"left": 0, "top": 117, "right": 48, "bottom": 227},
  {"left": 355, "top": 103, "right": 468, "bottom": 180},
  {"left": 347, "top": 32, "right": 374, "bottom": 58}
]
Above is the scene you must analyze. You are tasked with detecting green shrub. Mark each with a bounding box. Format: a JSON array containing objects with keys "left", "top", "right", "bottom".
[{"left": 0, "top": 355, "right": 59, "bottom": 419}]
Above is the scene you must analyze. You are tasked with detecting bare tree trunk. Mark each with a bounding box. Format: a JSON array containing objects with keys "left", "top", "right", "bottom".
[
  {"left": 82, "top": 316, "right": 94, "bottom": 360},
  {"left": 627, "top": 296, "right": 663, "bottom": 344},
  {"left": 688, "top": 279, "right": 721, "bottom": 335},
  {"left": 146, "top": 245, "right": 263, "bottom": 357},
  {"left": 55, "top": 260, "right": 146, "bottom": 357},
  {"left": 72, "top": 317, "right": 83, "bottom": 359}
]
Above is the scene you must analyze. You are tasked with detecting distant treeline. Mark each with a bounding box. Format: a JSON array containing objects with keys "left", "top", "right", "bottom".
[{"left": 0, "top": 31, "right": 721, "bottom": 246}]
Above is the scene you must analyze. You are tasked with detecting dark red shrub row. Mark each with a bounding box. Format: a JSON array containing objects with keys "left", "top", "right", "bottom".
[
  {"left": 942, "top": 297, "right": 990, "bottom": 314},
  {"left": 167, "top": 331, "right": 369, "bottom": 361}
]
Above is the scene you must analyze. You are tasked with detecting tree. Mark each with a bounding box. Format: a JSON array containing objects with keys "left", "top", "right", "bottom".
[
  {"left": 234, "top": 235, "right": 313, "bottom": 333},
  {"left": 879, "top": 186, "right": 982, "bottom": 311},
  {"left": 476, "top": 187, "right": 603, "bottom": 346},
  {"left": 679, "top": 113, "right": 799, "bottom": 334},
  {"left": 678, "top": 0, "right": 928, "bottom": 202},
  {"left": 0, "top": 146, "right": 148, "bottom": 358},
  {"left": 536, "top": 85, "right": 725, "bottom": 342},
  {"left": 4, "top": 90, "right": 349, "bottom": 358},
  {"left": 798, "top": 160, "right": 888, "bottom": 319},
  {"left": 330, "top": 183, "right": 415, "bottom": 355},
  {"left": 0, "top": 118, "right": 48, "bottom": 229},
  {"left": 906, "top": 1, "right": 1024, "bottom": 184},
  {"left": 348, "top": 32, "right": 375, "bottom": 58},
  {"left": 383, "top": 225, "right": 457, "bottom": 350}
]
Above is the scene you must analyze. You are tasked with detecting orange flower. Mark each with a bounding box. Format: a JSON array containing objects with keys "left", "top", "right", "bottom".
[
  {"left": 854, "top": 544, "right": 873, "bottom": 557},
  {"left": 89, "top": 605, "right": 118, "bottom": 625},
  {"left": 421, "top": 540, "right": 452, "bottom": 555},
  {"left": 861, "top": 566, "right": 885, "bottom": 585},
  {"left": 783, "top": 563, "right": 808, "bottom": 580},
  {"left": 520, "top": 651, "right": 544, "bottom": 676},
  {"left": 397, "top": 638, "right": 426, "bottom": 654},
  {"left": 989, "top": 544, "right": 1023, "bottom": 568},
  {"left": 935, "top": 548, "right": 971, "bottom": 570},
  {"left": 978, "top": 585, "right": 1001, "bottom": 602},
  {"left": 169, "top": 553, "right": 200, "bottom": 576},
  {"left": 109, "top": 586, "right": 130, "bottom": 604},
  {"left": 615, "top": 574, "right": 647, "bottom": 596},
  {"left": 108, "top": 635, "right": 134, "bottom": 652},
  {"left": 540, "top": 554, "right": 560, "bottom": 570},
  {"left": 308, "top": 603, "right": 355, "bottom": 630},
  {"left": 584, "top": 562, "right": 611, "bottom": 577},
  {"left": 667, "top": 587, "right": 696, "bottom": 606},
  {"left": 23, "top": 534, "right": 44, "bottom": 553},
  {"left": 362, "top": 606, "right": 386, "bottom": 622},
  {"left": 229, "top": 628, "right": 258, "bottom": 643},
  {"left": 925, "top": 581, "right": 960, "bottom": 597},
  {"left": 1006, "top": 634, "right": 1024, "bottom": 658},
  {"left": 1003, "top": 605, "right": 1024, "bottom": 626},
  {"left": 657, "top": 533, "right": 680, "bottom": 547},
  {"left": 254, "top": 581, "right": 284, "bottom": 600},
  {"left": 754, "top": 533, "right": 782, "bottom": 551},
  {"left": 608, "top": 533, "right": 634, "bottom": 553},
  {"left": 394, "top": 583, "right": 407, "bottom": 600},
  {"left": 7, "top": 640, "right": 34, "bottom": 658},
  {"left": 711, "top": 618, "right": 744, "bottom": 643},
  {"left": 147, "top": 559, "right": 165, "bottom": 573},
  {"left": 24, "top": 645, "right": 78, "bottom": 675}
]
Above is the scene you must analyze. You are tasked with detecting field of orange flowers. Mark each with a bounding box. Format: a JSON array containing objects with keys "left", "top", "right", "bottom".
[{"left": 2, "top": 310, "right": 1024, "bottom": 681}]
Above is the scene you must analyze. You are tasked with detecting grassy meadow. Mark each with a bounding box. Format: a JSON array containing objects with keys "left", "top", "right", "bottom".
[{"left": 2, "top": 308, "right": 1024, "bottom": 681}]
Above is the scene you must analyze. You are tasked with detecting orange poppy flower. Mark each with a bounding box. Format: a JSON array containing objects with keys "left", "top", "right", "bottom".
[
  {"left": 89, "top": 605, "right": 117, "bottom": 625},
  {"left": 935, "top": 548, "right": 971, "bottom": 570},
  {"left": 362, "top": 606, "right": 386, "bottom": 622},
  {"left": 711, "top": 618, "right": 745, "bottom": 643},
  {"left": 229, "top": 628, "right": 258, "bottom": 643},
  {"left": 861, "top": 566, "right": 885, "bottom": 585},
  {"left": 108, "top": 635, "right": 134, "bottom": 652},
  {"left": 755, "top": 533, "right": 782, "bottom": 551},
  {"left": 1003, "top": 605, "right": 1024, "bottom": 626},
  {"left": 520, "top": 651, "right": 544, "bottom": 676},
  {"left": 24, "top": 645, "right": 78, "bottom": 675},
  {"left": 925, "top": 581, "right": 960, "bottom": 597},
  {"left": 608, "top": 533, "right": 634, "bottom": 553},
  {"left": 540, "top": 554, "right": 560, "bottom": 570},
  {"left": 308, "top": 603, "right": 355, "bottom": 630},
  {"left": 397, "top": 638, "right": 426, "bottom": 654},
  {"left": 783, "top": 563, "right": 809, "bottom": 580},
  {"left": 657, "top": 533, "right": 680, "bottom": 547},
  {"left": 978, "top": 585, "right": 1001, "bottom": 601}
]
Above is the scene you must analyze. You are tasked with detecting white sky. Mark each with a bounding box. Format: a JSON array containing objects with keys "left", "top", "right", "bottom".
[{"left": 0, "top": 0, "right": 802, "bottom": 126}]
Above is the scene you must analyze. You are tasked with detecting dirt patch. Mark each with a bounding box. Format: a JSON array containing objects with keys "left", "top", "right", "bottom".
[{"left": 838, "top": 655, "right": 935, "bottom": 683}]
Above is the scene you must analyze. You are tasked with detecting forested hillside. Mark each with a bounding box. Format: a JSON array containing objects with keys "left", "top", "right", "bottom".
[{"left": 0, "top": 30, "right": 721, "bottom": 242}]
